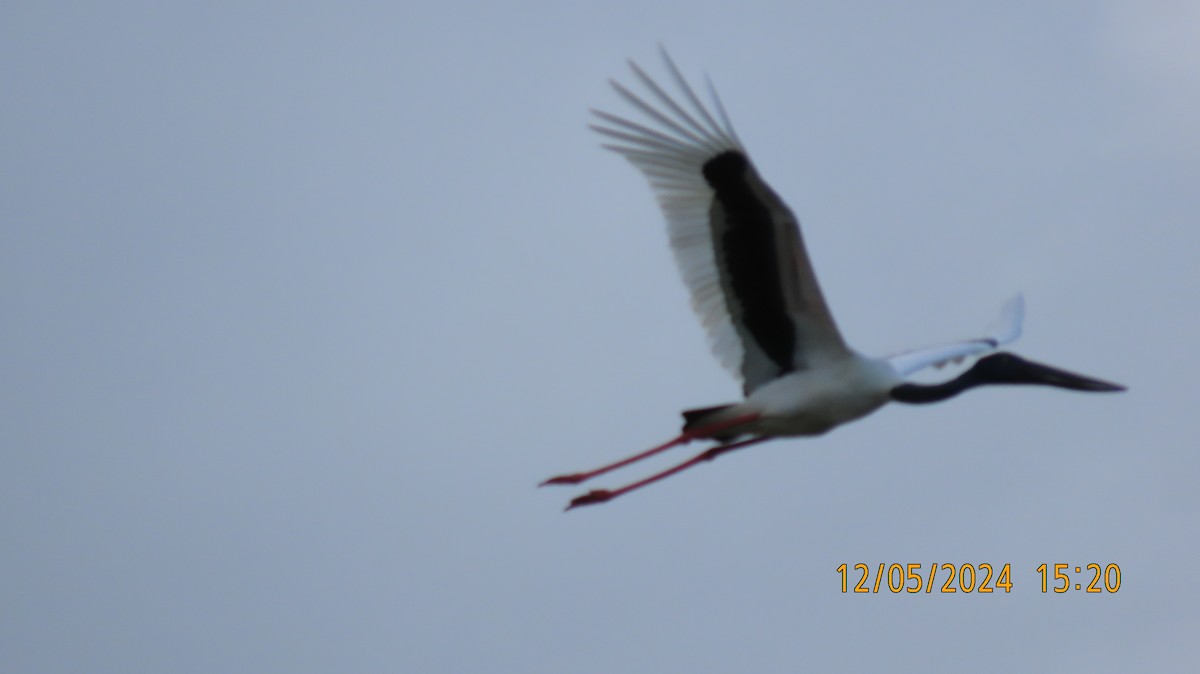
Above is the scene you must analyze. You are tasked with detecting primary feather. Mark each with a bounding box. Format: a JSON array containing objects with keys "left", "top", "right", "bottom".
[{"left": 592, "top": 49, "right": 848, "bottom": 394}]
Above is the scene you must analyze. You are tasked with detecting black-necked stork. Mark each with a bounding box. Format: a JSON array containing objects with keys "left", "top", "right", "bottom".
[{"left": 543, "top": 49, "right": 1124, "bottom": 510}]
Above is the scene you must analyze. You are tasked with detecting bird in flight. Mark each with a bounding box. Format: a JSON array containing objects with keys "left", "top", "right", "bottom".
[{"left": 542, "top": 49, "right": 1124, "bottom": 510}]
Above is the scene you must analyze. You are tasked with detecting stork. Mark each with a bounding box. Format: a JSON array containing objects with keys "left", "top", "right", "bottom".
[{"left": 543, "top": 50, "right": 1124, "bottom": 510}]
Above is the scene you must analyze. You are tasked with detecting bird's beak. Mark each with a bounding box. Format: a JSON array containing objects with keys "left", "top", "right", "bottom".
[{"left": 1018, "top": 359, "right": 1126, "bottom": 392}]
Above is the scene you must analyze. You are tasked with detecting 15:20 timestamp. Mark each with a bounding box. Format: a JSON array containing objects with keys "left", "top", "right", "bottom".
[{"left": 1035, "top": 563, "right": 1122, "bottom": 593}]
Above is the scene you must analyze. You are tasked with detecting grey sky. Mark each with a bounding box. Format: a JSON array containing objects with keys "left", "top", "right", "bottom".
[{"left": 2, "top": 1, "right": 1197, "bottom": 672}]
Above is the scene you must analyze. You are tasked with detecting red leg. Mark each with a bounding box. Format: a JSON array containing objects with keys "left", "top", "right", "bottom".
[
  {"left": 564, "top": 435, "right": 771, "bottom": 510},
  {"left": 539, "top": 413, "right": 759, "bottom": 486}
]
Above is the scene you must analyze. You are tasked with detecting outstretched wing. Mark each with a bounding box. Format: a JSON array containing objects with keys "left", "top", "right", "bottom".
[
  {"left": 592, "top": 49, "right": 850, "bottom": 394},
  {"left": 887, "top": 294, "right": 1024, "bottom": 377}
]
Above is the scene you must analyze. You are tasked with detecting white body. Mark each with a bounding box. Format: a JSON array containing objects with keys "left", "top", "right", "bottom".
[{"left": 733, "top": 354, "right": 899, "bottom": 436}]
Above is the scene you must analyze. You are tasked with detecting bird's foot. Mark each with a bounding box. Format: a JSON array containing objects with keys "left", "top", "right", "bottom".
[
  {"left": 539, "top": 473, "right": 587, "bottom": 487},
  {"left": 565, "top": 489, "right": 613, "bottom": 510}
]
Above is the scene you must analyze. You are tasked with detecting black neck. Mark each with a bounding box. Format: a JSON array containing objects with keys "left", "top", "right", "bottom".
[{"left": 890, "top": 376, "right": 980, "bottom": 404}]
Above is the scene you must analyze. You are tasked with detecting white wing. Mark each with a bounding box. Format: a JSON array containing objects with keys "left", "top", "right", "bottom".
[
  {"left": 887, "top": 294, "right": 1024, "bottom": 377},
  {"left": 592, "top": 49, "right": 850, "bottom": 394}
]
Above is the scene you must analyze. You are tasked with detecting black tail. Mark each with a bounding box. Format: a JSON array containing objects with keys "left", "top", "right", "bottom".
[{"left": 681, "top": 404, "right": 738, "bottom": 439}]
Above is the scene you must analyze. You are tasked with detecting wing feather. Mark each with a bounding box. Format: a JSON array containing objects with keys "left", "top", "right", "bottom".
[
  {"left": 593, "top": 50, "right": 849, "bottom": 393},
  {"left": 887, "top": 295, "right": 1025, "bottom": 377}
]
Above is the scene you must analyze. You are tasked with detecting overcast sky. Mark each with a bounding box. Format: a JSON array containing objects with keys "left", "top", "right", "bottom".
[{"left": 3, "top": 1, "right": 1198, "bottom": 672}]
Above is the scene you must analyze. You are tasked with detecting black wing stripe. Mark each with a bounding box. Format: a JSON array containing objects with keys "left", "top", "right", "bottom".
[{"left": 702, "top": 150, "right": 797, "bottom": 375}]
